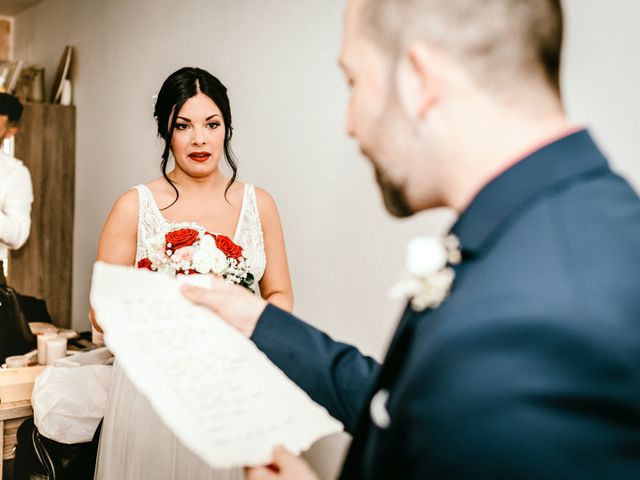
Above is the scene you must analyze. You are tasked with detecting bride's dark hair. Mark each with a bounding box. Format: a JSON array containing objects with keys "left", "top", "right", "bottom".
[{"left": 154, "top": 66, "right": 237, "bottom": 209}]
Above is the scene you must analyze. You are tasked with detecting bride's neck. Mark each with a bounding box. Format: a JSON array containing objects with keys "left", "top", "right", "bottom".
[{"left": 167, "top": 168, "right": 227, "bottom": 192}]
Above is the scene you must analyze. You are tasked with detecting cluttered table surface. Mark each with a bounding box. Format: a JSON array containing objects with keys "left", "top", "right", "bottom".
[{"left": 0, "top": 321, "right": 107, "bottom": 479}]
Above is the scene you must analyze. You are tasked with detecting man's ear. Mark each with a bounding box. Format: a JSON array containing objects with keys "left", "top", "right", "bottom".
[
  {"left": 397, "top": 43, "right": 444, "bottom": 120},
  {"left": 4, "top": 125, "right": 18, "bottom": 140}
]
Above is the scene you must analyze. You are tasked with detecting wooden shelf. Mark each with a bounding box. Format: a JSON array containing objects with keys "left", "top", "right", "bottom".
[{"left": 9, "top": 103, "right": 75, "bottom": 328}]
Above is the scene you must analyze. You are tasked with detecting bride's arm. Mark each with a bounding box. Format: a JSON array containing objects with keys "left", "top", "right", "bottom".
[
  {"left": 255, "top": 187, "right": 294, "bottom": 312},
  {"left": 90, "top": 189, "right": 139, "bottom": 332}
]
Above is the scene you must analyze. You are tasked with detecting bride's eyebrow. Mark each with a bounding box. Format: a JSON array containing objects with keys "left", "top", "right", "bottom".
[{"left": 176, "top": 114, "right": 220, "bottom": 122}]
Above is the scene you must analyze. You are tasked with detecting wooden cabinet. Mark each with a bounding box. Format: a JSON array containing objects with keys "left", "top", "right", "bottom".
[
  {"left": 0, "top": 400, "right": 33, "bottom": 480},
  {"left": 9, "top": 103, "right": 75, "bottom": 328}
]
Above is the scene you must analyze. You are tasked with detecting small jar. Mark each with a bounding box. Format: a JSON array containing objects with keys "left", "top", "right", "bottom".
[{"left": 5, "top": 355, "right": 29, "bottom": 368}]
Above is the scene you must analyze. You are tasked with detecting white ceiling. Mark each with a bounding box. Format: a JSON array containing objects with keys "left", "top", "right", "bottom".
[{"left": 0, "top": 0, "right": 46, "bottom": 16}]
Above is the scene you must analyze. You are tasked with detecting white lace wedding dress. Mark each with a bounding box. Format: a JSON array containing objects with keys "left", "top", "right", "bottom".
[{"left": 94, "top": 183, "right": 266, "bottom": 480}]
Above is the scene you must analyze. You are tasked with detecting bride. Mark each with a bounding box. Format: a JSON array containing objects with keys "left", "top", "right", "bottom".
[{"left": 92, "top": 67, "right": 293, "bottom": 479}]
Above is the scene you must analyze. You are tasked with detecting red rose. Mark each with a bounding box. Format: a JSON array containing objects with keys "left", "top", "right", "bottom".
[
  {"left": 214, "top": 235, "right": 243, "bottom": 259},
  {"left": 165, "top": 228, "right": 200, "bottom": 251},
  {"left": 137, "top": 258, "right": 153, "bottom": 270}
]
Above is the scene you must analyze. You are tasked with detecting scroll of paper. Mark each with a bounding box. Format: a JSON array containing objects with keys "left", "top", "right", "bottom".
[{"left": 90, "top": 262, "right": 342, "bottom": 468}]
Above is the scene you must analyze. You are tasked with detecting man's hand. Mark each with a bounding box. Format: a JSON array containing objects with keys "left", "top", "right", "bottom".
[
  {"left": 180, "top": 277, "right": 268, "bottom": 337},
  {"left": 246, "top": 446, "right": 318, "bottom": 480}
]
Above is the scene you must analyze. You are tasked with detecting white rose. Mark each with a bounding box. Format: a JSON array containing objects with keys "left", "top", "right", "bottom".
[
  {"left": 406, "top": 236, "right": 447, "bottom": 277},
  {"left": 199, "top": 234, "right": 216, "bottom": 250},
  {"left": 209, "top": 248, "right": 228, "bottom": 275},
  {"left": 192, "top": 247, "right": 227, "bottom": 274},
  {"left": 192, "top": 249, "right": 213, "bottom": 274}
]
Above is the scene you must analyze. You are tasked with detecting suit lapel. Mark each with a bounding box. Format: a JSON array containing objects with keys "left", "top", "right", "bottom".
[{"left": 340, "top": 305, "right": 425, "bottom": 478}]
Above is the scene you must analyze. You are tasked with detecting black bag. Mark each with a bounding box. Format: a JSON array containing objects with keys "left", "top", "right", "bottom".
[
  {"left": 16, "top": 292, "right": 55, "bottom": 325},
  {"left": 13, "top": 417, "right": 102, "bottom": 480},
  {"left": 0, "top": 283, "right": 36, "bottom": 362}
]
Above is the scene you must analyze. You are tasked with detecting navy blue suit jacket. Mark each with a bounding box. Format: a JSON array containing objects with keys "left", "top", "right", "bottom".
[{"left": 252, "top": 131, "right": 640, "bottom": 479}]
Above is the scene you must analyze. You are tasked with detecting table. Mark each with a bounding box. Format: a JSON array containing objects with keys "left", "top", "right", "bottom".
[{"left": 0, "top": 400, "right": 32, "bottom": 479}]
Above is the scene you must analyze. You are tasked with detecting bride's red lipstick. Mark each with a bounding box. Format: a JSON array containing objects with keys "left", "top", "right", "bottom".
[{"left": 188, "top": 151, "right": 211, "bottom": 162}]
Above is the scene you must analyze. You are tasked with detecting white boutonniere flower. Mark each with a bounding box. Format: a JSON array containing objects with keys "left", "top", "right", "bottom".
[{"left": 390, "top": 234, "right": 461, "bottom": 312}]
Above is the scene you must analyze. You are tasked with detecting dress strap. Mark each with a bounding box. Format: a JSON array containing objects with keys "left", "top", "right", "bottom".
[
  {"left": 243, "top": 185, "right": 260, "bottom": 234},
  {"left": 234, "top": 184, "right": 266, "bottom": 280},
  {"left": 133, "top": 185, "right": 165, "bottom": 221},
  {"left": 132, "top": 185, "right": 166, "bottom": 262}
]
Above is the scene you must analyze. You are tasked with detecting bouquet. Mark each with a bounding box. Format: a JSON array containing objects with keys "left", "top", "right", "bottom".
[{"left": 137, "top": 223, "right": 255, "bottom": 291}]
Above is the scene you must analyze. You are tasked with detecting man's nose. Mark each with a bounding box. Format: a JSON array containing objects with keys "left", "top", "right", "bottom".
[{"left": 345, "top": 107, "right": 356, "bottom": 138}]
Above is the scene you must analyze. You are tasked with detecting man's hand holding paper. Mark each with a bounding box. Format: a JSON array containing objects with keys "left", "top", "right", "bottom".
[{"left": 180, "top": 276, "right": 265, "bottom": 338}]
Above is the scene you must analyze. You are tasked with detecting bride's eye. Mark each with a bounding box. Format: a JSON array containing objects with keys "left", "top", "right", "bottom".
[
  {"left": 175, "top": 123, "right": 189, "bottom": 130},
  {"left": 207, "top": 122, "right": 221, "bottom": 129}
]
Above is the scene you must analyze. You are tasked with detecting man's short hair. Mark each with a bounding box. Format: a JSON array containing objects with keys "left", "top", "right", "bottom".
[
  {"left": 0, "top": 93, "right": 24, "bottom": 125},
  {"left": 363, "top": 0, "right": 563, "bottom": 96}
]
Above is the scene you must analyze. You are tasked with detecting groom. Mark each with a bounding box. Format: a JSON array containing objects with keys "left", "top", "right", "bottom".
[{"left": 183, "top": 0, "right": 640, "bottom": 478}]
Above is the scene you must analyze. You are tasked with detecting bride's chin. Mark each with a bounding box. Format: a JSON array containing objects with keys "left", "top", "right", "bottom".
[
  {"left": 187, "top": 169, "right": 213, "bottom": 178},
  {"left": 176, "top": 162, "right": 219, "bottom": 179}
]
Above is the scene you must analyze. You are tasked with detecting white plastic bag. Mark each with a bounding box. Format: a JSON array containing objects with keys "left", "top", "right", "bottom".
[{"left": 32, "top": 365, "right": 112, "bottom": 444}]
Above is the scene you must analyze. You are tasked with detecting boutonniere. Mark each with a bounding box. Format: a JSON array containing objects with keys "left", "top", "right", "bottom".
[{"left": 390, "top": 234, "right": 461, "bottom": 312}]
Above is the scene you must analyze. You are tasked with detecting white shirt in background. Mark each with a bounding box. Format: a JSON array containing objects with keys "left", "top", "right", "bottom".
[{"left": 0, "top": 150, "right": 33, "bottom": 260}]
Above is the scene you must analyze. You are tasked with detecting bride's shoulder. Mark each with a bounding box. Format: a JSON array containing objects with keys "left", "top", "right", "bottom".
[
  {"left": 102, "top": 188, "right": 139, "bottom": 231},
  {"left": 142, "top": 177, "right": 169, "bottom": 195},
  {"left": 109, "top": 179, "right": 158, "bottom": 217},
  {"left": 108, "top": 189, "right": 138, "bottom": 218},
  {"left": 251, "top": 185, "right": 280, "bottom": 221},
  {"left": 253, "top": 185, "right": 275, "bottom": 204}
]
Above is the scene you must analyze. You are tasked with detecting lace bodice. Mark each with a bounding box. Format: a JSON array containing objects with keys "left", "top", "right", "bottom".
[{"left": 133, "top": 184, "right": 266, "bottom": 284}]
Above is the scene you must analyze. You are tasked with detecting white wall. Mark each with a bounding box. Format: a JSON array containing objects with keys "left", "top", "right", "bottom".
[
  {"left": 12, "top": 0, "right": 640, "bottom": 352},
  {"left": 11, "top": 0, "right": 640, "bottom": 476},
  {"left": 13, "top": 0, "right": 454, "bottom": 361},
  {"left": 562, "top": 0, "right": 640, "bottom": 184}
]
